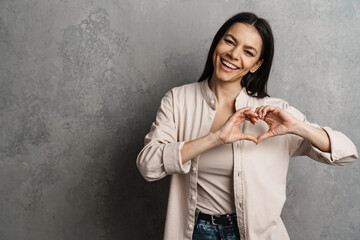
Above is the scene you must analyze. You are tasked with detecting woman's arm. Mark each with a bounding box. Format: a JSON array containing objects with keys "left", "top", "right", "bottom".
[
  {"left": 181, "top": 132, "right": 222, "bottom": 164},
  {"left": 254, "top": 105, "right": 358, "bottom": 165},
  {"left": 136, "top": 90, "right": 186, "bottom": 182},
  {"left": 291, "top": 120, "right": 330, "bottom": 152},
  {"left": 254, "top": 105, "right": 330, "bottom": 152},
  {"left": 137, "top": 91, "right": 257, "bottom": 181}
]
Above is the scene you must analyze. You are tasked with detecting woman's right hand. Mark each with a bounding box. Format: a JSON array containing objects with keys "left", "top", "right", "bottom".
[
  {"left": 214, "top": 107, "right": 258, "bottom": 144},
  {"left": 181, "top": 107, "right": 258, "bottom": 164}
]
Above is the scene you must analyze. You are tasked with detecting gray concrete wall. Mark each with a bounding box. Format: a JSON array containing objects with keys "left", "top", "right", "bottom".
[{"left": 0, "top": 0, "right": 359, "bottom": 239}]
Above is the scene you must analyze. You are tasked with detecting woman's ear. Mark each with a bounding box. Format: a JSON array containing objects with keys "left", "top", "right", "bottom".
[{"left": 250, "top": 59, "right": 264, "bottom": 73}]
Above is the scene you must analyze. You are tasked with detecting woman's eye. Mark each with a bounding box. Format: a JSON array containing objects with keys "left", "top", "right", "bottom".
[
  {"left": 225, "top": 39, "right": 234, "bottom": 45},
  {"left": 245, "top": 50, "right": 254, "bottom": 57}
]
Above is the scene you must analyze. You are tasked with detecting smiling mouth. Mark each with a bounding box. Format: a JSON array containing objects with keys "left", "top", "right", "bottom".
[{"left": 220, "top": 58, "right": 239, "bottom": 70}]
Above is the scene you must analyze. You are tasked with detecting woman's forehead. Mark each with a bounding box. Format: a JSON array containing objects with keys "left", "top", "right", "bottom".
[{"left": 225, "top": 23, "right": 262, "bottom": 47}]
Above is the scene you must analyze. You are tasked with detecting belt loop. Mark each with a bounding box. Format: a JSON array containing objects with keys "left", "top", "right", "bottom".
[{"left": 195, "top": 208, "right": 200, "bottom": 223}]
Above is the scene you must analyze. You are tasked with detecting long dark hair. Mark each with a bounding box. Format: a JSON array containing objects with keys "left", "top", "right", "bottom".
[{"left": 198, "top": 12, "right": 274, "bottom": 98}]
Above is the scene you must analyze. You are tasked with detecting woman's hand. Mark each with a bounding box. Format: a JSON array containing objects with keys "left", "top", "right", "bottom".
[
  {"left": 181, "top": 107, "right": 258, "bottom": 164},
  {"left": 214, "top": 107, "right": 259, "bottom": 144},
  {"left": 255, "top": 105, "right": 331, "bottom": 152},
  {"left": 255, "top": 105, "right": 299, "bottom": 143}
]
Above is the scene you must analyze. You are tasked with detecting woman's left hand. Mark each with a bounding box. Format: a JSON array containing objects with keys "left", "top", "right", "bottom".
[{"left": 254, "top": 105, "right": 299, "bottom": 143}]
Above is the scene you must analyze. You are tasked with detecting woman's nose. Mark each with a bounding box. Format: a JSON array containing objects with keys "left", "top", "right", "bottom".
[{"left": 228, "top": 47, "right": 241, "bottom": 61}]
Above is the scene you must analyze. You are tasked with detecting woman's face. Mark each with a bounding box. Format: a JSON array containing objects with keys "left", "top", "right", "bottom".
[{"left": 211, "top": 22, "right": 263, "bottom": 83}]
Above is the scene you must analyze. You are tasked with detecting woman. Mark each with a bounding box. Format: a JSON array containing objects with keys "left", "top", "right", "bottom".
[{"left": 136, "top": 12, "right": 358, "bottom": 240}]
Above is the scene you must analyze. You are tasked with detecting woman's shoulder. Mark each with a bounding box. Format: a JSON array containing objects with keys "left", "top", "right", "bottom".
[
  {"left": 248, "top": 93, "right": 290, "bottom": 110},
  {"left": 168, "top": 81, "right": 201, "bottom": 93},
  {"left": 164, "top": 81, "right": 202, "bottom": 100},
  {"left": 262, "top": 96, "right": 290, "bottom": 109}
]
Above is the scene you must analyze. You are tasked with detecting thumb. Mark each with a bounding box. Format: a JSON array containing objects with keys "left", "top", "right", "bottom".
[
  {"left": 257, "top": 131, "right": 274, "bottom": 143},
  {"left": 240, "top": 133, "right": 258, "bottom": 144}
]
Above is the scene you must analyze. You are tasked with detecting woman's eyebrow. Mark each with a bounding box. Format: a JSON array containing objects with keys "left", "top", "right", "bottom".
[
  {"left": 244, "top": 45, "right": 258, "bottom": 54},
  {"left": 224, "top": 33, "right": 258, "bottom": 54},
  {"left": 224, "top": 34, "right": 238, "bottom": 44}
]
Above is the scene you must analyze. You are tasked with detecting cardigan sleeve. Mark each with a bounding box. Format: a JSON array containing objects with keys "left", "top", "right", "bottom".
[
  {"left": 286, "top": 105, "right": 358, "bottom": 165},
  {"left": 136, "top": 90, "right": 191, "bottom": 182}
]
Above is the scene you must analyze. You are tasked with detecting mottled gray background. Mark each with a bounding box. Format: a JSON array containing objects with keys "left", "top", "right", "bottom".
[{"left": 0, "top": 0, "right": 359, "bottom": 239}]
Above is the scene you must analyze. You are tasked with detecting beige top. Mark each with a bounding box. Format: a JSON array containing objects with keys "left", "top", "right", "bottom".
[
  {"left": 136, "top": 79, "right": 358, "bottom": 240},
  {"left": 197, "top": 143, "right": 236, "bottom": 215}
]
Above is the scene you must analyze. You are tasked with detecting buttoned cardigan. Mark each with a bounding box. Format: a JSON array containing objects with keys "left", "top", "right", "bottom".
[{"left": 136, "top": 79, "right": 358, "bottom": 240}]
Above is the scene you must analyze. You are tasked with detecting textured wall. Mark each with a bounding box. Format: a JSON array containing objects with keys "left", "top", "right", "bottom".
[{"left": 0, "top": 0, "right": 359, "bottom": 239}]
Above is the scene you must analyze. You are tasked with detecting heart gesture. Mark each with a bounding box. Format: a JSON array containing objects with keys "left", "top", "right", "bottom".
[
  {"left": 215, "top": 107, "right": 259, "bottom": 144},
  {"left": 254, "top": 105, "right": 299, "bottom": 143},
  {"left": 215, "top": 105, "right": 300, "bottom": 145},
  {"left": 182, "top": 105, "right": 330, "bottom": 164}
]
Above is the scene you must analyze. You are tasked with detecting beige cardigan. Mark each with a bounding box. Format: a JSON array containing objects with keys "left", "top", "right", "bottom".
[{"left": 136, "top": 79, "right": 358, "bottom": 240}]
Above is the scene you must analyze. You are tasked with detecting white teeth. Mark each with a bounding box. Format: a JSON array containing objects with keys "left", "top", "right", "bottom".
[{"left": 221, "top": 58, "right": 238, "bottom": 70}]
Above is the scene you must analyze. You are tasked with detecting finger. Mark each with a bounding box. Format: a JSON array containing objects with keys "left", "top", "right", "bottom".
[
  {"left": 232, "top": 110, "right": 253, "bottom": 123},
  {"left": 235, "top": 117, "right": 256, "bottom": 126},
  {"left": 237, "top": 107, "right": 252, "bottom": 113},
  {"left": 232, "top": 107, "right": 252, "bottom": 119},
  {"left": 244, "top": 110, "right": 258, "bottom": 118},
  {"left": 239, "top": 133, "right": 258, "bottom": 144},
  {"left": 262, "top": 105, "right": 280, "bottom": 118},
  {"left": 234, "top": 108, "right": 258, "bottom": 125},
  {"left": 250, "top": 117, "right": 258, "bottom": 125},
  {"left": 244, "top": 110, "right": 259, "bottom": 120},
  {"left": 256, "top": 105, "right": 267, "bottom": 118},
  {"left": 245, "top": 115, "right": 258, "bottom": 125},
  {"left": 244, "top": 117, "right": 256, "bottom": 125},
  {"left": 244, "top": 112, "right": 258, "bottom": 122},
  {"left": 234, "top": 114, "right": 251, "bottom": 125},
  {"left": 257, "top": 131, "right": 274, "bottom": 143},
  {"left": 257, "top": 105, "right": 279, "bottom": 119},
  {"left": 261, "top": 105, "right": 272, "bottom": 119}
]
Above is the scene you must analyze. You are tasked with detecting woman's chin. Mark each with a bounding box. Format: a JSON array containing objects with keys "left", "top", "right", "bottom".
[{"left": 212, "top": 73, "right": 242, "bottom": 83}]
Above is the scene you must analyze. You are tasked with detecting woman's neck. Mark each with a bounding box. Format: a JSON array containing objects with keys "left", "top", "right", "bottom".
[{"left": 208, "top": 77, "right": 242, "bottom": 106}]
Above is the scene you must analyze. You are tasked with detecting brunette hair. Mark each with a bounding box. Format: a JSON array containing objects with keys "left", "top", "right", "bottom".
[{"left": 198, "top": 12, "right": 274, "bottom": 98}]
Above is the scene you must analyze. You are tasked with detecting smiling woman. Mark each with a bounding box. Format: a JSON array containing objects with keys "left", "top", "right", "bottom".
[
  {"left": 212, "top": 24, "right": 263, "bottom": 82},
  {"left": 136, "top": 12, "right": 358, "bottom": 240}
]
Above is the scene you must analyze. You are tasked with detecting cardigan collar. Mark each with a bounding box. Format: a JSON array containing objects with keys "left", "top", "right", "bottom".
[{"left": 200, "top": 78, "right": 249, "bottom": 110}]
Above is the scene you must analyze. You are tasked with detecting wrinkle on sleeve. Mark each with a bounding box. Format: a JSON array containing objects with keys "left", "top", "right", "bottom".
[
  {"left": 136, "top": 90, "right": 191, "bottom": 182},
  {"left": 286, "top": 105, "right": 358, "bottom": 166}
]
